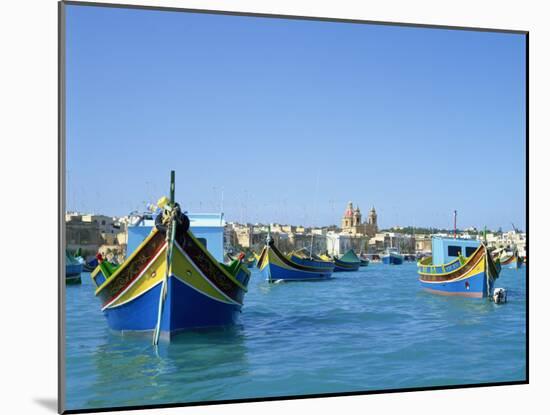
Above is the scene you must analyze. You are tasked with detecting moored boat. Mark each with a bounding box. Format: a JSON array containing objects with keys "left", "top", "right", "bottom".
[
  {"left": 499, "top": 250, "right": 523, "bottom": 269},
  {"left": 257, "top": 237, "right": 334, "bottom": 282},
  {"left": 90, "top": 172, "right": 251, "bottom": 341},
  {"left": 381, "top": 248, "right": 404, "bottom": 265},
  {"left": 66, "top": 250, "right": 83, "bottom": 284},
  {"left": 417, "top": 237, "right": 500, "bottom": 298},
  {"left": 332, "top": 250, "right": 361, "bottom": 272},
  {"left": 74, "top": 248, "right": 98, "bottom": 272}
]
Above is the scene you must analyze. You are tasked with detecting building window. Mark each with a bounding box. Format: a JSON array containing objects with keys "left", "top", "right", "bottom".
[{"left": 447, "top": 246, "right": 461, "bottom": 257}]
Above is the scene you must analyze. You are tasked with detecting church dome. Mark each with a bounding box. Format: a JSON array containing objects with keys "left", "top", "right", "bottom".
[{"left": 344, "top": 201, "right": 354, "bottom": 217}]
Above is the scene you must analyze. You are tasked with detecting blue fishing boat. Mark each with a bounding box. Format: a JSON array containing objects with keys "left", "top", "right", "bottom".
[
  {"left": 290, "top": 248, "right": 336, "bottom": 270},
  {"left": 257, "top": 237, "right": 334, "bottom": 282},
  {"left": 66, "top": 250, "right": 83, "bottom": 284},
  {"left": 381, "top": 248, "right": 404, "bottom": 265},
  {"left": 90, "top": 172, "right": 251, "bottom": 342},
  {"left": 332, "top": 250, "right": 361, "bottom": 272},
  {"left": 417, "top": 237, "right": 500, "bottom": 298}
]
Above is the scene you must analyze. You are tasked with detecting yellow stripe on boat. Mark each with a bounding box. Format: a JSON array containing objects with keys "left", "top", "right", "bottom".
[
  {"left": 420, "top": 254, "right": 486, "bottom": 284},
  {"left": 172, "top": 243, "right": 240, "bottom": 304},
  {"left": 258, "top": 247, "right": 269, "bottom": 270},
  {"left": 107, "top": 244, "right": 167, "bottom": 308},
  {"left": 418, "top": 245, "right": 483, "bottom": 277}
]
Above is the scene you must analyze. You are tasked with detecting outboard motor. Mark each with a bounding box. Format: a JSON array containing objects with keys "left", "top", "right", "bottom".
[{"left": 493, "top": 288, "right": 507, "bottom": 304}]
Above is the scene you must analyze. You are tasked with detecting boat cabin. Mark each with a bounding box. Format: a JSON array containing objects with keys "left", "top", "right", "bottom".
[
  {"left": 431, "top": 237, "right": 480, "bottom": 265},
  {"left": 127, "top": 212, "right": 226, "bottom": 262}
]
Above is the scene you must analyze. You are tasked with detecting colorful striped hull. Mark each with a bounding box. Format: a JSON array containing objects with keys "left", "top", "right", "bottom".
[
  {"left": 418, "top": 245, "right": 500, "bottom": 298},
  {"left": 258, "top": 244, "right": 334, "bottom": 282},
  {"left": 91, "top": 228, "right": 250, "bottom": 338},
  {"left": 419, "top": 269, "right": 494, "bottom": 298},
  {"left": 103, "top": 275, "right": 241, "bottom": 337},
  {"left": 382, "top": 253, "right": 404, "bottom": 265}
]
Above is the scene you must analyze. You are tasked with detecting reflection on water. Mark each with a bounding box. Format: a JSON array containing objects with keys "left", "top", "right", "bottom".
[{"left": 65, "top": 264, "right": 526, "bottom": 411}]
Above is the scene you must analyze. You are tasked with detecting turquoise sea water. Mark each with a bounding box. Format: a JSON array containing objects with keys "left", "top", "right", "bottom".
[{"left": 65, "top": 263, "right": 526, "bottom": 411}]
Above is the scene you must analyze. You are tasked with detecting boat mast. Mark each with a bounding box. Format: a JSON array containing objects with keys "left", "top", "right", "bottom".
[
  {"left": 153, "top": 170, "right": 176, "bottom": 346},
  {"left": 454, "top": 210, "right": 457, "bottom": 239},
  {"left": 309, "top": 171, "right": 320, "bottom": 258}
]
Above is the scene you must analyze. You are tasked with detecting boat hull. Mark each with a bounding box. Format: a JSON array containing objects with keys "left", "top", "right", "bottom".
[
  {"left": 93, "top": 228, "right": 249, "bottom": 337},
  {"left": 333, "top": 259, "right": 361, "bottom": 272},
  {"left": 258, "top": 245, "right": 334, "bottom": 282},
  {"left": 419, "top": 269, "right": 494, "bottom": 298},
  {"left": 103, "top": 275, "right": 241, "bottom": 337},
  {"left": 418, "top": 246, "right": 499, "bottom": 298},
  {"left": 382, "top": 253, "right": 404, "bottom": 265}
]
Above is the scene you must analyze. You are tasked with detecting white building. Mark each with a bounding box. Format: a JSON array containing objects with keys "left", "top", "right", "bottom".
[{"left": 326, "top": 231, "right": 353, "bottom": 257}]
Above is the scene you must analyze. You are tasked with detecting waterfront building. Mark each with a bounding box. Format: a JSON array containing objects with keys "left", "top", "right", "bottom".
[
  {"left": 485, "top": 230, "right": 527, "bottom": 258},
  {"left": 326, "top": 231, "right": 367, "bottom": 257},
  {"left": 415, "top": 234, "right": 432, "bottom": 254},
  {"left": 367, "top": 232, "right": 415, "bottom": 254},
  {"left": 289, "top": 232, "right": 327, "bottom": 255},
  {"left": 66, "top": 214, "right": 102, "bottom": 255},
  {"left": 66, "top": 212, "right": 126, "bottom": 257}
]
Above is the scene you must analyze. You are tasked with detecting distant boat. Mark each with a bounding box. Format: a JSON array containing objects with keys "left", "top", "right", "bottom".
[
  {"left": 358, "top": 252, "right": 369, "bottom": 267},
  {"left": 290, "top": 248, "right": 336, "bottom": 271},
  {"left": 499, "top": 250, "right": 523, "bottom": 269},
  {"left": 382, "top": 248, "right": 404, "bottom": 265},
  {"left": 257, "top": 237, "right": 334, "bottom": 282},
  {"left": 90, "top": 172, "right": 251, "bottom": 340},
  {"left": 332, "top": 250, "right": 361, "bottom": 272},
  {"left": 73, "top": 247, "right": 98, "bottom": 272},
  {"left": 417, "top": 237, "right": 500, "bottom": 298},
  {"left": 65, "top": 250, "right": 83, "bottom": 284}
]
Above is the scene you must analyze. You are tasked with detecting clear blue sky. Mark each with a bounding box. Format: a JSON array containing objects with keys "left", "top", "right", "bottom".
[{"left": 66, "top": 5, "right": 526, "bottom": 231}]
